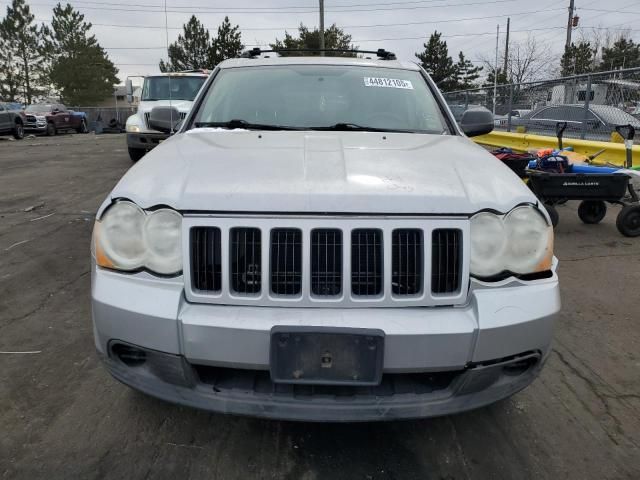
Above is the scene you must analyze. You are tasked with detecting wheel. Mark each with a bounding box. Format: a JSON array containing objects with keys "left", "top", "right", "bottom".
[
  {"left": 76, "top": 118, "right": 88, "bottom": 134},
  {"left": 544, "top": 204, "right": 559, "bottom": 227},
  {"left": 616, "top": 205, "right": 640, "bottom": 237},
  {"left": 128, "top": 147, "right": 146, "bottom": 162},
  {"left": 578, "top": 200, "right": 607, "bottom": 224},
  {"left": 46, "top": 122, "right": 56, "bottom": 136},
  {"left": 13, "top": 121, "right": 24, "bottom": 139}
]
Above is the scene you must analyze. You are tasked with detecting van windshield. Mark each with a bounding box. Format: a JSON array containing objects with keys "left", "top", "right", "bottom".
[
  {"left": 141, "top": 76, "right": 207, "bottom": 101},
  {"left": 192, "top": 65, "right": 450, "bottom": 133}
]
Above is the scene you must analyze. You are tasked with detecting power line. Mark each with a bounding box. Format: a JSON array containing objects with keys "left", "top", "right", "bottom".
[{"left": 1, "top": 0, "right": 524, "bottom": 14}]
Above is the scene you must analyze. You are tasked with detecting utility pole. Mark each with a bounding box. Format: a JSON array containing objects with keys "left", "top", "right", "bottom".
[
  {"left": 565, "top": 0, "right": 575, "bottom": 52},
  {"left": 493, "top": 24, "right": 500, "bottom": 115},
  {"left": 319, "top": 0, "right": 325, "bottom": 56},
  {"left": 503, "top": 17, "right": 510, "bottom": 76}
]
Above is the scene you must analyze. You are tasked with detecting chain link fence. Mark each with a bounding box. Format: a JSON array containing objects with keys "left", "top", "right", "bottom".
[
  {"left": 443, "top": 67, "right": 640, "bottom": 143},
  {"left": 67, "top": 106, "right": 136, "bottom": 131}
]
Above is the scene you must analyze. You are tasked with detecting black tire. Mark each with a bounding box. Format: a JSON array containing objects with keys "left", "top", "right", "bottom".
[
  {"left": 545, "top": 204, "right": 559, "bottom": 228},
  {"left": 13, "top": 121, "right": 24, "bottom": 140},
  {"left": 128, "top": 147, "right": 146, "bottom": 162},
  {"left": 46, "top": 122, "right": 56, "bottom": 136},
  {"left": 578, "top": 200, "right": 607, "bottom": 224},
  {"left": 76, "top": 118, "right": 88, "bottom": 134},
  {"left": 616, "top": 205, "right": 640, "bottom": 237}
]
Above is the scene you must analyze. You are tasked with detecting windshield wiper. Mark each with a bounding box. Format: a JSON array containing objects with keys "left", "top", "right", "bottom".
[
  {"left": 193, "top": 119, "right": 303, "bottom": 130},
  {"left": 310, "top": 123, "right": 411, "bottom": 133}
]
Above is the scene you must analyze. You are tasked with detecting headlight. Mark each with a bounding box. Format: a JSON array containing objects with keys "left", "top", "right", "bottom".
[
  {"left": 470, "top": 205, "right": 553, "bottom": 278},
  {"left": 93, "top": 201, "right": 182, "bottom": 275},
  {"left": 126, "top": 124, "right": 141, "bottom": 133}
]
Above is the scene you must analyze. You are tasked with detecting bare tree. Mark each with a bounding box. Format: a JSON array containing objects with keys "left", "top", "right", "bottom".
[{"left": 480, "top": 34, "right": 555, "bottom": 84}]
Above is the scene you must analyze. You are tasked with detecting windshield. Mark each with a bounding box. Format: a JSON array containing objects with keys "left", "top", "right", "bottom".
[
  {"left": 192, "top": 65, "right": 450, "bottom": 133},
  {"left": 141, "top": 76, "right": 207, "bottom": 101},
  {"left": 25, "top": 104, "right": 52, "bottom": 113}
]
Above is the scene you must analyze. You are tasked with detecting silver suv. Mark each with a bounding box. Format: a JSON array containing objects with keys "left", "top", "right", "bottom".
[{"left": 91, "top": 50, "right": 560, "bottom": 421}]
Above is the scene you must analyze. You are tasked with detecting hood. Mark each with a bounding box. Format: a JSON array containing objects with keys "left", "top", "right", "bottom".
[
  {"left": 138, "top": 100, "right": 194, "bottom": 113},
  {"left": 105, "top": 130, "right": 537, "bottom": 216}
]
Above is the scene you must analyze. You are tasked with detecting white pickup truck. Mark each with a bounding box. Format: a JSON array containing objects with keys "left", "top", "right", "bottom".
[{"left": 125, "top": 71, "right": 209, "bottom": 162}]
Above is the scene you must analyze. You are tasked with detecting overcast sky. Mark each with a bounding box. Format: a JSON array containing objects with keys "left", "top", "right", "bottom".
[{"left": 2, "top": 0, "right": 638, "bottom": 83}]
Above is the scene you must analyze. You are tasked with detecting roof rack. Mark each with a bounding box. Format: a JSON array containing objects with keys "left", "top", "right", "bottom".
[{"left": 240, "top": 48, "right": 397, "bottom": 60}]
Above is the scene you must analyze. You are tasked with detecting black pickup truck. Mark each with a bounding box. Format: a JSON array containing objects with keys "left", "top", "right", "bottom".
[{"left": 0, "top": 102, "right": 25, "bottom": 139}]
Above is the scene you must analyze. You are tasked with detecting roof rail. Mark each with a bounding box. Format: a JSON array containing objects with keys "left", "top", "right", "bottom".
[{"left": 240, "top": 48, "right": 396, "bottom": 60}]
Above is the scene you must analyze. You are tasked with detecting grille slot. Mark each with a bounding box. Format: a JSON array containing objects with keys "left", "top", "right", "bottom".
[
  {"left": 351, "top": 229, "right": 383, "bottom": 296},
  {"left": 311, "top": 229, "right": 342, "bottom": 296},
  {"left": 392, "top": 229, "right": 423, "bottom": 296},
  {"left": 190, "top": 227, "right": 222, "bottom": 292},
  {"left": 431, "top": 229, "right": 462, "bottom": 294},
  {"left": 270, "top": 228, "right": 302, "bottom": 296},
  {"left": 230, "top": 228, "right": 261, "bottom": 295}
]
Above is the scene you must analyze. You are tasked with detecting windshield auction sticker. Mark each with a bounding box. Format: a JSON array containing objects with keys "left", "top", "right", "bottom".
[{"left": 363, "top": 77, "right": 414, "bottom": 89}]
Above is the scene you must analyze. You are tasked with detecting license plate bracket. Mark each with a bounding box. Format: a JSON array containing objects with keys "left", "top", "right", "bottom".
[{"left": 269, "top": 327, "right": 384, "bottom": 386}]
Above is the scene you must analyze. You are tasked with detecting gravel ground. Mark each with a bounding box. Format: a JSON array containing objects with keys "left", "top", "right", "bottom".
[{"left": 1, "top": 133, "right": 639, "bottom": 479}]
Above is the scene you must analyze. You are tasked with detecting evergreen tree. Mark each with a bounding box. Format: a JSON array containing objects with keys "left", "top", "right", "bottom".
[
  {"left": 0, "top": 0, "right": 44, "bottom": 103},
  {"left": 560, "top": 41, "right": 594, "bottom": 76},
  {"left": 0, "top": 33, "right": 22, "bottom": 102},
  {"left": 209, "top": 16, "right": 243, "bottom": 65},
  {"left": 159, "top": 16, "right": 243, "bottom": 71},
  {"left": 415, "top": 31, "right": 458, "bottom": 91},
  {"left": 271, "top": 23, "right": 356, "bottom": 56},
  {"left": 454, "top": 52, "right": 482, "bottom": 89},
  {"left": 41, "top": 3, "right": 119, "bottom": 105},
  {"left": 160, "top": 16, "right": 211, "bottom": 72},
  {"left": 599, "top": 36, "right": 640, "bottom": 71}
]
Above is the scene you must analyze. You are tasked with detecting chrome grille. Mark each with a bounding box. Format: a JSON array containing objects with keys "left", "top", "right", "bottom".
[
  {"left": 186, "top": 217, "right": 468, "bottom": 307},
  {"left": 191, "top": 227, "right": 222, "bottom": 292},
  {"left": 351, "top": 229, "right": 383, "bottom": 296},
  {"left": 392, "top": 229, "right": 423, "bottom": 296},
  {"left": 144, "top": 111, "right": 186, "bottom": 128},
  {"left": 230, "top": 228, "right": 261, "bottom": 295},
  {"left": 431, "top": 229, "right": 462, "bottom": 294},
  {"left": 270, "top": 228, "right": 302, "bottom": 295},
  {"left": 311, "top": 229, "right": 342, "bottom": 297}
]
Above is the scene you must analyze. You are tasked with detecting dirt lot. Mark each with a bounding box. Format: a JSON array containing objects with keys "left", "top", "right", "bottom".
[{"left": 1, "top": 133, "right": 639, "bottom": 479}]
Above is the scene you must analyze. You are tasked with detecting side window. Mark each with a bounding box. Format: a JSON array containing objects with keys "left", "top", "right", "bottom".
[
  {"left": 59, "top": 104, "right": 67, "bottom": 111},
  {"left": 577, "top": 90, "right": 595, "bottom": 102},
  {"left": 531, "top": 108, "right": 549, "bottom": 119},
  {"left": 0, "top": 104, "right": 5, "bottom": 111}
]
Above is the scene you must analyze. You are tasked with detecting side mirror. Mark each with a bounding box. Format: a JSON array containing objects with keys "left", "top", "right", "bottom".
[
  {"left": 126, "top": 78, "right": 133, "bottom": 104},
  {"left": 460, "top": 109, "right": 494, "bottom": 137},
  {"left": 52, "top": 108, "right": 59, "bottom": 114},
  {"left": 148, "top": 106, "right": 181, "bottom": 134}
]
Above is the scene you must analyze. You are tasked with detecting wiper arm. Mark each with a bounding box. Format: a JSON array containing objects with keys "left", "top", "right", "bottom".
[
  {"left": 193, "top": 119, "right": 303, "bottom": 130},
  {"left": 310, "top": 123, "right": 407, "bottom": 133}
]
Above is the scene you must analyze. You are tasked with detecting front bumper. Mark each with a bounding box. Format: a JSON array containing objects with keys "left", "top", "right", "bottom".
[
  {"left": 127, "top": 132, "right": 168, "bottom": 150},
  {"left": 25, "top": 122, "right": 47, "bottom": 132},
  {"left": 92, "top": 266, "right": 560, "bottom": 421}
]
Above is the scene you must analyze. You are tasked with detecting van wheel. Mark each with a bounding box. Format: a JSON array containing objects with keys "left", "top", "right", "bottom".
[
  {"left": 616, "top": 205, "right": 640, "bottom": 237},
  {"left": 544, "top": 204, "right": 559, "bottom": 228},
  {"left": 46, "top": 122, "right": 56, "bottom": 136},
  {"left": 128, "top": 147, "right": 146, "bottom": 162},
  {"left": 578, "top": 200, "right": 607, "bottom": 224},
  {"left": 13, "top": 121, "right": 24, "bottom": 139}
]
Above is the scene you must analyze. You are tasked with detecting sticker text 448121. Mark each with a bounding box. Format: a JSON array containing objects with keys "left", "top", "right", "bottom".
[{"left": 363, "top": 77, "right": 414, "bottom": 89}]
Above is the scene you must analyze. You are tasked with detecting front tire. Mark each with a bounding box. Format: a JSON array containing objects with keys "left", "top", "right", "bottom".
[
  {"left": 616, "top": 205, "right": 640, "bottom": 237},
  {"left": 13, "top": 121, "right": 24, "bottom": 140},
  {"left": 578, "top": 200, "right": 607, "bottom": 224},
  {"left": 128, "top": 147, "right": 146, "bottom": 162},
  {"left": 46, "top": 122, "right": 56, "bottom": 136},
  {"left": 544, "top": 204, "right": 559, "bottom": 228}
]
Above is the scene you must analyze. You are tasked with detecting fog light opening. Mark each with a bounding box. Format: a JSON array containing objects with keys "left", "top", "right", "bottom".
[
  {"left": 111, "top": 343, "right": 147, "bottom": 367},
  {"left": 502, "top": 356, "right": 538, "bottom": 377}
]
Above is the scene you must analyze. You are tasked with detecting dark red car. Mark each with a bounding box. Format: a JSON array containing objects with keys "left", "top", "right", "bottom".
[{"left": 24, "top": 103, "right": 88, "bottom": 135}]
